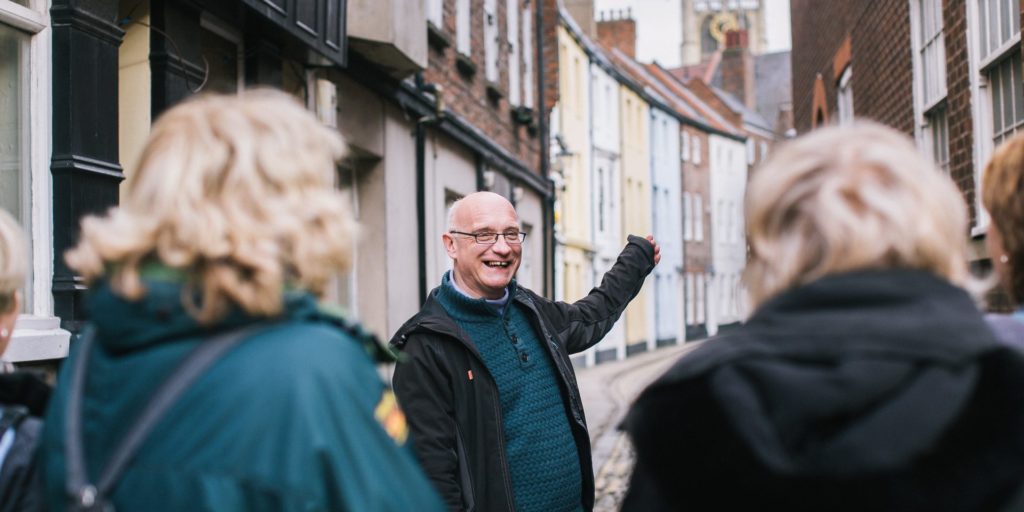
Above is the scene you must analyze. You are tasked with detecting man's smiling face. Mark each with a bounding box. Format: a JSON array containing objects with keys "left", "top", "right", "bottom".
[{"left": 443, "top": 192, "right": 523, "bottom": 299}]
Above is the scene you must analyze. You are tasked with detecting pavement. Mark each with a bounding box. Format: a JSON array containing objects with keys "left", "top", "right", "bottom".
[{"left": 576, "top": 340, "right": 707, "bottom": 511}]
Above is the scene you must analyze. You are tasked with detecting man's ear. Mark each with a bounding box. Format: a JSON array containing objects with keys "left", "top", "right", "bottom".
[{"left": 443, "top": 233, "right": 457, "bottom": 258}]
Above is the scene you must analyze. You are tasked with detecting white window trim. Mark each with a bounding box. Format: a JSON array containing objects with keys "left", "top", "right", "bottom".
[
  {"left": 967, "top": 0, "right": 996, "bottom": 234},
  {"left": 426, "top": 0, "right": 443, "bottom": 28},
  {"left": 483, "top": 0, "right": 498, "bottom": 83},
  {"left": 837, "top": 67, "right": 854, "bottom": 125},
  {"left": 694, "top": 193, "right": 703, "bottom": 241},
  {"left": 909, "top": 0, "right": 941, "bottom": 145},
  {"left": 2, "top": 0, "right": 70, "bottom": 362},
  {"left": 456, "top": 0, "right": 471, "bottom": 56},
  {"left": 521, "top": 6, "right": 533, "bottom": 108},
  {"left": 507, "top": 0, "right": 520, "bottom": 106}
]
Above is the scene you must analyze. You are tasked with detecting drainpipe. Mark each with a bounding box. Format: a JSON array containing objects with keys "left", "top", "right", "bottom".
[
  {"left": 537, "top": 0, "right": 552, "bottom": 298},
  {"left": 415, "top": 73, "right": 444, "bottom": 305}
]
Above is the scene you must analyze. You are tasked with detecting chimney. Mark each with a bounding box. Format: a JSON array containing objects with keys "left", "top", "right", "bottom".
[
  {"left": 596, "top": 8, "right": 636, "bottom": 59},
  {"left": 720, "top": 29, "right": 755, "bottom": 110},
  {"left": 565, "top": 0, "right": 597, "bottom": 38}
]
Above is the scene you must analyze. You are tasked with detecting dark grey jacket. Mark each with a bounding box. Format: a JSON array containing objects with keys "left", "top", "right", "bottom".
[
  {"left": 391, "top": 235, "right": 656, "bottom": 512},
  {"left": 623, "top": 270, "right": 1024, "bottom": 512}
]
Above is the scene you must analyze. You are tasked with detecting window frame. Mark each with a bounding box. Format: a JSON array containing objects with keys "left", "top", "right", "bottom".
[
  {"left": 966, "top": 0, "right": 1021, "bottom": 233},
  {"left": 506, "top": 0, "right": 520, "bottom": 106},
  {"left": 1, "top": 0, "right": 47, "bottom": 316},
  {"left": 456, "top": 0, "right": 471, "bottom": 56},
  {"left": 0, "top": 0, "right": 73, "bottom": 362},
  {"left": 836, "top": 66, "right": 854, "bottom": 125}
]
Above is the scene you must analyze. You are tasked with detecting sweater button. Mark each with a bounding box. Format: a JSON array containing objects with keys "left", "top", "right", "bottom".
[
  {"left": 520, "top": 352, "right": 529, "bottom": 362},
  {"left": 511, "top": 335, "right": 519, "bottom": 345}
]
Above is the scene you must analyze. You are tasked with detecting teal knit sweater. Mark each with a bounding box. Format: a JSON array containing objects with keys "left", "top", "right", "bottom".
[{"left": 436, "top": 272, "right": 583, "bottom": 512}]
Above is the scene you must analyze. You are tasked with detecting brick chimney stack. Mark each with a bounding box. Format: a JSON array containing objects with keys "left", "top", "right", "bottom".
[
  {"left": 596, "top": 8, "right": 636, "bottom": 59},
  {"left": 565, "top": 0, "right": 597, "bottom": 38},
  {"left": 720, "top": 28, "right": 755, "bottom": 110}
]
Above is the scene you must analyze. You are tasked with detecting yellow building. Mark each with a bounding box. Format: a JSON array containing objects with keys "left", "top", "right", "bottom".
[
  {"left": 555, "top": 26, "right": 594, "bottom": 303},
  {"left": 619, "top": 85, "right": 653, "bottom": 353}
]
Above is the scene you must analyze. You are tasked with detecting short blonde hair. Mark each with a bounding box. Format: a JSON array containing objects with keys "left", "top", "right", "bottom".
[
  {"left": 982, "top": 133, "right": 1024, "bottom": 303},
  {"left": 745, "top": 121, "right": 969, "bottom": 307},
  {"left": 0, "top": 209, "right": 26, "bottom": 313},
  {"left": 66, "top": 90, "right": 356, "bottom": 324}
]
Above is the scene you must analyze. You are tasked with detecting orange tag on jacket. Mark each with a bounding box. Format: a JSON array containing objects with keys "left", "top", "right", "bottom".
[{"left": 467, "top": 370, "right": 474, "bottom": 381}]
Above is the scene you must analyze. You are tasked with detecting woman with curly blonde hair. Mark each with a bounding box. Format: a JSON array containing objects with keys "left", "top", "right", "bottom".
[
  {"left": 623, "top": 122, "right": 1024, "bottom": 511},
  {"left": 981, "top": 133, "right": 1024, "bottom": 346},
  {"left": 38, "top": 91, "right": 443, "bottom": 512}
]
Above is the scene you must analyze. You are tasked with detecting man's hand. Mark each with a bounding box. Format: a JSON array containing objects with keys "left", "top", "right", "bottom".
[{"left": 646, "top": 235, "right": 661, "bottom": 265}]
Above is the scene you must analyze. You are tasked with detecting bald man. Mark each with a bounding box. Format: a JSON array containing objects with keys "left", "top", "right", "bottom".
[{"left": 391, "top": 192, "right": 660, "bottom": 512}]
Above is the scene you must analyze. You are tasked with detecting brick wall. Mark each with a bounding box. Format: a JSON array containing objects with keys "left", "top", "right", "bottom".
[
  {"left": 423, "top": 0, "right": 542, "bottom": 174},
  {"left": 543, "top": 0, "right": 560, "bottom": 114},
  {"left": 595, "top": 16, "right": 635, "bottom": 59},
  {"left": 683, "top": 127, "right": 712, "bottom": 274},
  {"left": 849, "top": 1, "right": 914, "bottom": 133},
  {"left": 790, "top": 0, "right": 857, "bottom": 132},
  {"left": 720, "top": 30, "right": 755, "bottom": 109},
  {"left": 943, "top": 0, "right": 978, "bottom": 224}
]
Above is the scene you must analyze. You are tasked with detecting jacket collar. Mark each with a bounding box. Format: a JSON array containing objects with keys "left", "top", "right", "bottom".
[{"left": 665, "top": 269, "right": 999, "bottom": 381}]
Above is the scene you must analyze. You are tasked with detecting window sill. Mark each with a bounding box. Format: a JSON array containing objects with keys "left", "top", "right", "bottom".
[
  {"left": 456, "top": 53, "right": 476, "bottom": 78},
  {"left": 427, "top": 21, "right": 451, "bottom": 51},
  {"left": 2, "top": 315, "right": 71, "bottom": 363}
]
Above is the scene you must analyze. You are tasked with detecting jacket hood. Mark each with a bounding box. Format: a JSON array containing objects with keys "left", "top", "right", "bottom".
[
  {"left": 644, "top": 270, "right": 1003, "bottom": 477},
  {"left": 85, "top": 272, "right": 395, "bottom": 360}
]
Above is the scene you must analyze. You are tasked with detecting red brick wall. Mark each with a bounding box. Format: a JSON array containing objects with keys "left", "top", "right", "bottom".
[
  {"left": 423, "top": 0, "right": 542, "bottom": 175},
  {"left": 543, "top": 0, "right": 560, "bottom": 115},
  {"left": 943, "top": 0, "right": 978, "bottom": 224},
  {"left": 683, "top": 127, "right": 711, "bottom": 274},
  {"left": 791, "top": 1, "right": 913, "bottom": 133},
  {"left": 790, "top": 0, "right": 857, "bottom": 132},
  {"left": 850, "top": 1, "right": 914, "bottom": 133},
  {"left": 595, "top": 17, "right": 636, "bottom": 59}
]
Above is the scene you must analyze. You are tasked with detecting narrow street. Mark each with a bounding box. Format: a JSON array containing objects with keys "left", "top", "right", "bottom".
[{"left": 577, "top": 340, "right": 707, "bottom": 511}]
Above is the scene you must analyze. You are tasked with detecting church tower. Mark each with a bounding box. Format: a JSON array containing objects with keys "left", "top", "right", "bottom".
[{"left": 680, "top": 0, "right": 768, "bottom": 66}]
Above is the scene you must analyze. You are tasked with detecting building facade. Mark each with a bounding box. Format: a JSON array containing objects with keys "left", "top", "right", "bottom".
[
  {"left": 2, "top": 0, "right": 554, "bottom": 365},
  {"left": 790, "top": 0, "right": 1023, "bottom": 284}
]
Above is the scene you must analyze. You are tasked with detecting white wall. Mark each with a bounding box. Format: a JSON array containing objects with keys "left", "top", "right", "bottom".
[
  {"left": 708, "top": 134, "right": 748, "bottom": 331},
  {"left": 650, "top": 108, "right": 682, "bottom": 345}
]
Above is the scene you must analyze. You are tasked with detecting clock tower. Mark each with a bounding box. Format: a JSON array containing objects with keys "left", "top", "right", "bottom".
[{"left": 681, "top": 0, "right": 767, "bottom": 65}]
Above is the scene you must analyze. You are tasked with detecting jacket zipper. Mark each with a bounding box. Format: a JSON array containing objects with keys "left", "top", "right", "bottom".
[{"left": 411, "top": 324, "right": 517, "bottom": 512}]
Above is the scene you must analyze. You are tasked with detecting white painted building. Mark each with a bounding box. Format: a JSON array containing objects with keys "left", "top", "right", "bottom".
[
  {"left": 707, "top": 134, "right": 748, "bottom": 335},
  {"left": 649, "top": 106, "right": 683, "bottom": 348},
  {"left": 585, "top": 61, "right": 625, "bottom": 364}
]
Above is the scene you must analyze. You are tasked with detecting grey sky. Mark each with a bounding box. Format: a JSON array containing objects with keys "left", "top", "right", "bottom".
[{"left": 593, "top": 0, "right": 792, "bottom": 68}]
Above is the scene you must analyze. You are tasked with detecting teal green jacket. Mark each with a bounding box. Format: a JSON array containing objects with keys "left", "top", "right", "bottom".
[{"left": 39, "top": 277, "right": 444, "bottom": 511}]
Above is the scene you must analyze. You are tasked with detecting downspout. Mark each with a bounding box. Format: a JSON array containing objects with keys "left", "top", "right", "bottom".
[
  {"left": 537, "top": 0, "right": 552, "bottom": 298},
  {"left": 415, "top": 73, "right": 444, "bottom": 305}
]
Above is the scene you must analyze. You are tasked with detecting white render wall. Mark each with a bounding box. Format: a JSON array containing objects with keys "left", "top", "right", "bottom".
[
  {"left": 586, "top": 63, "right": 625, "bottom": 362},
  {"left": 650, "top": 108, "right": 683, "bottom": 346},
  {"left": 708, "top": 134, "right": 748, "bottom": 334}
]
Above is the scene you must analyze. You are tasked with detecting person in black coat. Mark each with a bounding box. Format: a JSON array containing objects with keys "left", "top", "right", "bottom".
[{"left": 622, "top": 122, "right": 1024, "bottom": 512}]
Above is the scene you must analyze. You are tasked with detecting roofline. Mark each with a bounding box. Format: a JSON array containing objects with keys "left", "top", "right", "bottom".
[{"left": 557, "top": 9, "right": 746, "bottom": 142}]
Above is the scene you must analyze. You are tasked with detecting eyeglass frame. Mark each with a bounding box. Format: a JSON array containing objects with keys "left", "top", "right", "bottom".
[{"left": 448, "top": 230, "right": 527, "bottom": 245}]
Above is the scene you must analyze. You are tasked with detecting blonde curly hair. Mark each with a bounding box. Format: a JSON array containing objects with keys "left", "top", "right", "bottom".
[
  {"left": 66, "top": 90, "right": 356, "bottom": 324},
  {"left": 745, "top": 122, "right": 969, "bottom": 307},
  {"left": 0, "top": 209, "right": 26, "bottom": 314}
]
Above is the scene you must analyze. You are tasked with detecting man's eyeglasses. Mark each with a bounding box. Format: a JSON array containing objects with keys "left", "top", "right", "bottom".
[{"left": 449, "top": 230, "right": 527, "bottom": 245}]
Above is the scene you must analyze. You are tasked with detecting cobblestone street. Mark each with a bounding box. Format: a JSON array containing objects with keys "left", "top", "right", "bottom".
[{"left": 577, "top": 341, "right": 706, "bottom": 510}]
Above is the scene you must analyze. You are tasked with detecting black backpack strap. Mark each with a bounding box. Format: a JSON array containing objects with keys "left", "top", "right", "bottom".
[
  {"left": 65, "top": 322, "right": 274, "bottom": 510},
  {"left": 0, "top": 405, "right": 27, "bottom": 435}
]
